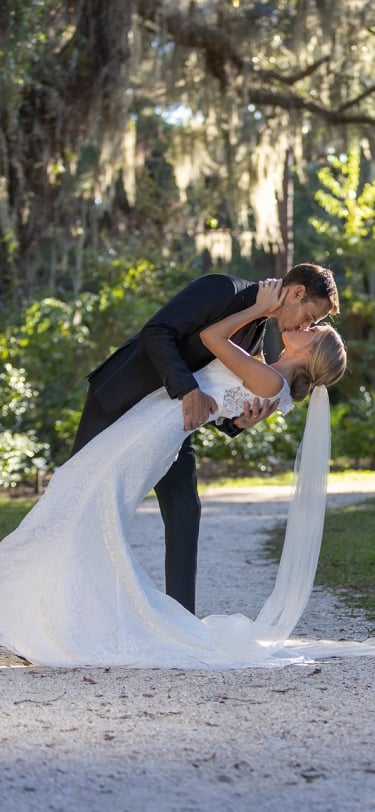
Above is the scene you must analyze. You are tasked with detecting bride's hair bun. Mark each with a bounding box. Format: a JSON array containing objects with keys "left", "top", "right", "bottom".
[
  {"left": 291, "top": 327, "right": 346, "bottom": 403},
  {"left": 290, "top": 369, "right": 311, "bottom": 402}
]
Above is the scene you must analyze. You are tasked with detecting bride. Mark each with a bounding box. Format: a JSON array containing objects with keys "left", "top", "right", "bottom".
[{"left": 0, "top": 281, "right": 373, "bottom": 668}]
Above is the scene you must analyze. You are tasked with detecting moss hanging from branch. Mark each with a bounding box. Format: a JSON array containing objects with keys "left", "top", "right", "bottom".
[{"left": 1, "top": 0, "right": 375, "bottom": 298}]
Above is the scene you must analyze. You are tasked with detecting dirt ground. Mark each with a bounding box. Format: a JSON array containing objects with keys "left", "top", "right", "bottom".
[{"left": 1, "top": 478, "right": 375, "bottom": 811}]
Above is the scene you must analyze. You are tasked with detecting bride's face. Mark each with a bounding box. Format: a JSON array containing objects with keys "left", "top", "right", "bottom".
[{"left": 281, "top": 324, "right": 329, "bottom": 354}]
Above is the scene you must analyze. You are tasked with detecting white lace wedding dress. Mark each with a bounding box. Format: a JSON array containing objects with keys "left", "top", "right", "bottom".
[{"left": 0, "top": 359, "right": 374, "bottom": 668}]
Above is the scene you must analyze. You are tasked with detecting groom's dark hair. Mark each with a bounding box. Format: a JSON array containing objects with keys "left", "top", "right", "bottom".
[{"left": 283, "top": 263, "right": 340, "bottom": 315}]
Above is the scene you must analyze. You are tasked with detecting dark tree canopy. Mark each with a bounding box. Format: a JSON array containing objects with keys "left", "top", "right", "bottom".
[{"left": 1, "top": 0, "right": 374, "bottom": 299}]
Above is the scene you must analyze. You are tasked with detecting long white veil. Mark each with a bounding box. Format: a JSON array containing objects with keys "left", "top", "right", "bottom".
[
  {"left": 204, "top": 386, "right": 375, "bottom": 662},
  {"left": 254, "top": 385, "right": 331, "bottom": 640}
]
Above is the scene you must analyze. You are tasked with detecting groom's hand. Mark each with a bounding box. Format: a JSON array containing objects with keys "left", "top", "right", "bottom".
[
  {"left": 232, "top": 398, "right": 278, "bottom": 430},
  {"left": 182, "top": 389, "right": 218, "bottom": 432}
]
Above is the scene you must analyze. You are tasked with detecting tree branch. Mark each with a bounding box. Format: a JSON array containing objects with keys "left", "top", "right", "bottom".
[
  {"left": 254, "top": 56, "right": 330, "bottom": 87},
  {"left": 137, "top": 0, "right": 242, "bottom": 86},
  {"left": 137, "top": 0, "right": 375, "bottom": 124},
  {"left": 337, "top": 83, "right": 375, "bottom": 113},
  {"left": 247, "top": 87, "right": 375, "bottom": 126}
]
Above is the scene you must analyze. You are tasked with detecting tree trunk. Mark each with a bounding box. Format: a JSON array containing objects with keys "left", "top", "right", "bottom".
[{"left": 275, "top": 148, "right": 294, "bottom": 279}]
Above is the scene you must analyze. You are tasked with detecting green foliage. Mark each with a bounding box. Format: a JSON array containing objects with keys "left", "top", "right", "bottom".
[
  {"left": 0, "top": 363, "right": 37, "bottom": 429},
  {"left": 330, "top": 386, "right": 375, "bottom": 467},
  {"left": 194, "top": 406, "right": 306, "bottom": 474},
  {"left": 309, "top": 144, "right": 375, "bottom": 410},
  {"left": 195, "top": 385, "right": 375, "bottom": 475},
  {"left": 0, "top": 430, "right": 48, "bottom": 488},
  {"left": 0, "top": 256, "right": 199, "bottom": 466},
  {"left": 1, "top": 298, "right": 93, "bottom": 462},
  {"left": 1, "top": 277, "right": 374, "bottom": 478},
  {"left": 310, "top": 146, "right": 375, "bottom": 289},
  {"left": 0, "top": 228, "right": 374, "bottom": 478},
  {"left": 0, "top": 361, "right": 50, "bottom": 486},
  {"left": 313, "top": 149, "right": 375, "bottom": 241},
  {"left": 1, "top": 1, "right": 51, "bottom": 112}
]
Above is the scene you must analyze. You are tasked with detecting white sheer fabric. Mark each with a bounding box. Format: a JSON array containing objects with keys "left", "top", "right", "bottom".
[{"left": 0, "top": 359, "right": 374, "bottom": 668}]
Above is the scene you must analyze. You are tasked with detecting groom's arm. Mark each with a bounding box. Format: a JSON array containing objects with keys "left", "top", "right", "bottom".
[{"left": 139, "top": 274, "right": 259, "bottom": 400}]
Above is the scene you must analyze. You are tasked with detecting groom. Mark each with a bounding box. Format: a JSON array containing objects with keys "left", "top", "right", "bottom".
[{"left": 71, "top": 263, "right": 340, "bottom": 614}]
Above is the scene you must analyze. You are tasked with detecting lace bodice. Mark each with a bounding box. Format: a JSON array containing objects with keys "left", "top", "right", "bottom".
[{"left": 194, "top": 359, "right": 294, "bottom": 420}]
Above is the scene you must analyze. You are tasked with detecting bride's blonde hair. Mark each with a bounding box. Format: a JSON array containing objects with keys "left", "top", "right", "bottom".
[{"left": 290, "top": 327, "right": 347, "bottom": 402}]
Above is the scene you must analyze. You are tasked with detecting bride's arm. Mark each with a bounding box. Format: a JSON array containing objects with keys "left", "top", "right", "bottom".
[{"left": 200, "top": 280, "right": 285, "bottom": 398}]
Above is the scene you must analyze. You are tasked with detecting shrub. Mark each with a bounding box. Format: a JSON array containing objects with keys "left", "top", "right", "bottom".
[{"left": 0, "top": 430, "right": 49, "bottom": 489}]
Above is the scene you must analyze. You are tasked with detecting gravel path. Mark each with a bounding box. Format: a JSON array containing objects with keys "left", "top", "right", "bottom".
[{"left": 1, "top": 480, "right": 374, "bottom": 811}]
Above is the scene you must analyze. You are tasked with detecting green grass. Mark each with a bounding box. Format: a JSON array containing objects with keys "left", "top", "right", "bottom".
[
  {"left": 0, "top": 497, "right": 36, "bottom": 538},
  {"left": 266, "top": 497, "right": 375, "bottom": 622},
  {"left": 199, "top": 471, "right": 294, "bottom": 490},
  {"left": 198, "top": 468, "right": 375, "bottom": 491}
]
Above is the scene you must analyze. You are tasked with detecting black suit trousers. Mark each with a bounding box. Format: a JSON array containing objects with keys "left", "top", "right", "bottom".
[{"left": 70, "top": 386, "right": 200, "bottom": 615}]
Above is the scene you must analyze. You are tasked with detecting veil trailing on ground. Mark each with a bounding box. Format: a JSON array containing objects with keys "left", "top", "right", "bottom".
[
  {"left": 202, "top": 386, "right": 332, "bottom": 652},
  {"left": 204, "top": 384, "right": 375, "bottom": 663}
]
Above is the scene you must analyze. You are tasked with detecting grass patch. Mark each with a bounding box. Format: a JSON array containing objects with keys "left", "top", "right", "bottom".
[
  {"left": 199, "top": 471, "right": 294, "bottom": 490},
  {"left": 265, "top": 498, "right": 375, "bottom": 622},
  {"left": 0, "top": 497, "right": 36, "bottom": 539},
  {"left": 198, "top": 468, "right": 375, "bottom": 492}
]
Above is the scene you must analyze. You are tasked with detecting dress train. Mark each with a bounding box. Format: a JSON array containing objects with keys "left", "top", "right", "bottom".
[{"left": 0, "top": 360, "right": 374, "bottom": 668}]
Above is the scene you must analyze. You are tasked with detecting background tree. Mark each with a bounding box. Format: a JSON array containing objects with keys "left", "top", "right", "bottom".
[
  {"left": 308, "top": 142, "right": 375, "bottom": 399},
  {"left": 1, "top": 0, "right": 375, "bottom": 478},
  {"left": 1, "top": 0, "right": 375, "bottom": 301}
]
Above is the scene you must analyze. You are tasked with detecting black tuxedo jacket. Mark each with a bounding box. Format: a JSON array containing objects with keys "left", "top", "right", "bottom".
[{"left": 88, "top": 274, "right": 266, "bottom": 421}]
